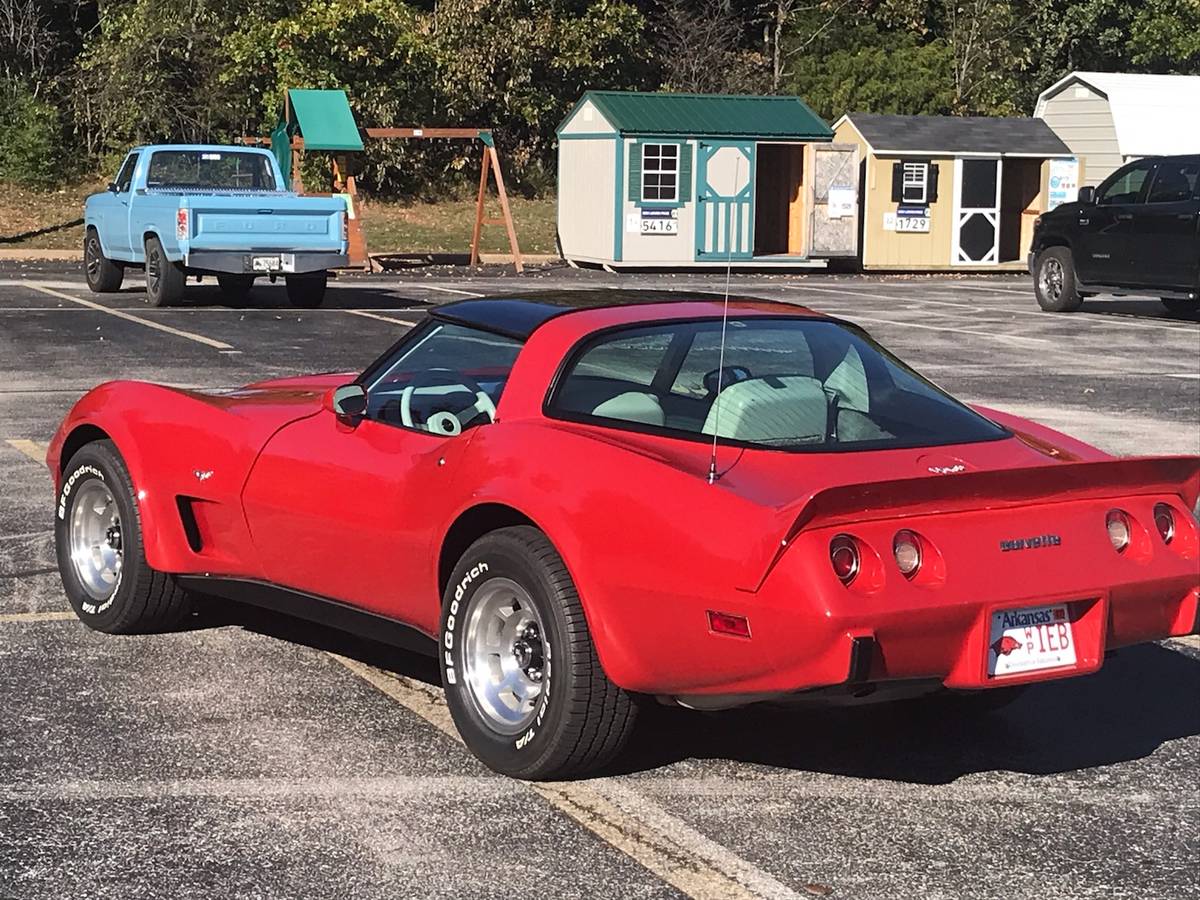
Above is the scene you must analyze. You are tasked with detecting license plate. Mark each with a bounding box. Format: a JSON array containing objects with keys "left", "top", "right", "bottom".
[
  {"left": 987, "top": 603, "right": 1076, "bottom": 677},
  {"left": 251, "top": 255, "right": 281, "bottom": 271}
]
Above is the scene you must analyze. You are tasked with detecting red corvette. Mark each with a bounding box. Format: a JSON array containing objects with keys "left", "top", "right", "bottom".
[{"left": 47, "top": 291, "right": 1200, "bottom": 779}]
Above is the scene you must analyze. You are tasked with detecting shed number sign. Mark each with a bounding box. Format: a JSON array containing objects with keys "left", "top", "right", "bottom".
[{"left": 640, "top": 208, "right": 678, "bottom": 235}]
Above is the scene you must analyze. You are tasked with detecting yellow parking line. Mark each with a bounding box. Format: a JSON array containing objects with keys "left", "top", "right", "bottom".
[
  {"left": 26, "top": 284, "right": 234, "bottom": 350},
  {"left": 5, "top": 439, "right": 47, "bottom": 464},
  {"left": 327, "top": 653, "right": 803, "bottom": 900},
  {"left": 0, "top": 611, "right": 75, "bottom": 624},
  {"left": 343, "top": 309, "right": 418, "bottom": 327}
]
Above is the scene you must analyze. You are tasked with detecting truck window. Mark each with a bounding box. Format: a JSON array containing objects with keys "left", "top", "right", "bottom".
[
  {"left": 1096, "top": 162, "right": 1153, "bottom": 206},
  {"left": 1146, "top": 160, "right": 1200, "bottom": 204},
  {"left": 145, "top": 151, "right": 277, "bottom": 191},
  {"left": 114, "top": 153, "right": 139, "bottom": 193}
]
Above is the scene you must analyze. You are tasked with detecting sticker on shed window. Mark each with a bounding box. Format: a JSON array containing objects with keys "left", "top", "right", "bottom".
[{"left": 201, "top": 153, "right": 222, "bottom": 161}]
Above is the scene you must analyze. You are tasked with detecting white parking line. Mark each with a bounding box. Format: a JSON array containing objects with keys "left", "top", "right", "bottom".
[
  {"left": 839, "top": 314, "right": 1051, "bottom": 346},
  {"left": 425, "top": 286, "right": 485, "bottom": 297},
  {"left": 328, "top": 653, "right": 803, "bottom": 900},
  {"left": 5, "top": 439, "right": 47, "bottom": 464},
  {"left": 343, "top": 309, "right": 418, "bottom": 327},
  {"left": 0, "top": 611, "right": 75, "bottom": 624},
  {"left": 25, "top": 284, "right": 234, "bottom": 350}
]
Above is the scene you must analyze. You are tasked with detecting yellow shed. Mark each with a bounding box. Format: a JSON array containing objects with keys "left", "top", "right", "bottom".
[{"left": 833, "top": 113, "right": 1081, "bottom": 271}]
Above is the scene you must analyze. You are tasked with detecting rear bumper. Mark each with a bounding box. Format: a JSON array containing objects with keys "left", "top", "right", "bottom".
[{"left": 183, "top": 250, "right": 348, "bottom": 275}]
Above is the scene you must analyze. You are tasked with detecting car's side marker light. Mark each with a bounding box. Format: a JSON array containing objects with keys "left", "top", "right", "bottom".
[{"left": 707, "top": 610, "right": 751, "bottom": 638}]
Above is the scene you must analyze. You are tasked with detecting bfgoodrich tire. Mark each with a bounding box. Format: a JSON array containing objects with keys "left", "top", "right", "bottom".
[
  {"left": 55, "top": 440, "right": 193, "bottom": 634},
  {"left": 1033, "top": 247, "right": 1083, "bottom": 312},
  {"left": 84, "top": 228, "right": 123, "bottom": 293},
  {"left": 440, "top": 526, "right": 637, "bottom": 779},
  {"left": 144, "top": 235, "right": 186, "bottom": 307}
]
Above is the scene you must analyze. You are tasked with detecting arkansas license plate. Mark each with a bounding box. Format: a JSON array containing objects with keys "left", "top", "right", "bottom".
[
  {"left": 251, "top": 255, "right": 281, "bottom": 272},
  {"left": 987, "top": 603, "right": 1076, "bottom": 677}
]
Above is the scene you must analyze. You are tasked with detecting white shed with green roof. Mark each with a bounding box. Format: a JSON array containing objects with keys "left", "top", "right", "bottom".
[{"left": 556, "top": 91, "right": 856, "bottom": 269}]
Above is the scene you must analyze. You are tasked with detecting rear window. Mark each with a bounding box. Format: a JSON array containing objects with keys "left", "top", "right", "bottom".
[
  {"left": 146, "top": 151, "right": 277, "bottom": 190},
  {"left": 549, "top": 318, "right": 1008, "bottom": 452}
]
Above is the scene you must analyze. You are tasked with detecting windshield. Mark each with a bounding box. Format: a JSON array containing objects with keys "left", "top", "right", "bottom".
[
  {"left": 146, "top": 150, "right": 278, "bottom": 190},
  {"left": 550, "top": 318, "right": 1008, "bottom": 452}
]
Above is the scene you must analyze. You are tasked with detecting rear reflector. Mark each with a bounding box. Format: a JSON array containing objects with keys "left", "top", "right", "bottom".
[
  {"left": 176, "top": 208, "right": 189, "bottom": 241},
  {"left": 893, "top": 530, "right": 922, "bottom": 578},
  {"left": 707, "top": 610, "right": 751, "bottom": 638}
]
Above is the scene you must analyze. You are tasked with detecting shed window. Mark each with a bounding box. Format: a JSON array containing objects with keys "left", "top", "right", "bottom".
[
  {"left": 901, "top": 162, "right": 928, "bottom": 204},
  {"left": 642, "top": 144, "right": 679, "bottom": 202}
]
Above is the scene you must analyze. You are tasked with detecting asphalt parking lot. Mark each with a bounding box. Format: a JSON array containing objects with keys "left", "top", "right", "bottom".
[{"left": 1, "top": 261, "right": 1198, "bottom": 900}]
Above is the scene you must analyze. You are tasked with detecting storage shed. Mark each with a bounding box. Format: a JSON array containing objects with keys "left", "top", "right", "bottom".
[
  {"left": 1035, "top": 72, "right": 1200, "bottom": 185},
  {"left": 556, "top": 91, "right": 858, "bottom": 269},
  {"left": 833, "top": 113, "right": 1076, "bottom": 270}
]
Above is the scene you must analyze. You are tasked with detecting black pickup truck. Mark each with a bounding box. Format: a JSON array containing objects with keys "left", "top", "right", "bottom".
[{"left": 1030, "top": 154, "right": 1199, "bottom": 314}]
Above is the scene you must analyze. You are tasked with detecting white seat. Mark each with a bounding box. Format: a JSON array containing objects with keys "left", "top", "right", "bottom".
[
  {"left": 592, "top": 391, "right": 665, "bottom": 426},
  {"left": 702, "top": 376, "right": 828, "bottom": 443}
]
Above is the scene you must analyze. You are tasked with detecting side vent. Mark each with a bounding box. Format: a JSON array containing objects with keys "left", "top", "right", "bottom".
[{"left": 176, "top": 496, "right": 203, "bottom": 552}]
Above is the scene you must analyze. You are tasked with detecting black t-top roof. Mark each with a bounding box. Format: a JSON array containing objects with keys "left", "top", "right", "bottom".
[{"left": 429, "top": 290, "right": 763, "bottom": 340}]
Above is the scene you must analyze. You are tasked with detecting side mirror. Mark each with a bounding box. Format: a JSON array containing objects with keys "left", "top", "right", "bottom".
[
  {"left": 1077, "top": 186, "right": 1095, "bottom": 205},
  {"left": 323, "top": 384, "right": 367, "bottom": 422},
  {"left": 106, "top": 182, "right": 119, "bottom": 193}
]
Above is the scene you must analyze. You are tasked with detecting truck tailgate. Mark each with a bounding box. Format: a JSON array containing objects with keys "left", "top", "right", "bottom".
[{"left": 184, "top": 195, "right": 344, "bottom": 251}]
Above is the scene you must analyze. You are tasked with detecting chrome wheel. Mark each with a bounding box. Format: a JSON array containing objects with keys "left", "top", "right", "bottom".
[
  {"left": 1039, "top": 256, "right": 1064, "bottom": 301},
  {"left": 69, "top": 479, "right": 123, "bottom": 601},
  {"left": 462, "top": 577, "right": 548, "bottom": 735}
]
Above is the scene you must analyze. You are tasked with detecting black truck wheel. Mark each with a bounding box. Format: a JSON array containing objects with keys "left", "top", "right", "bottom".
[
  {"left": 440, "top": 526, "right": 638, "bottom": 779},
  {"left": 1033, "top": 247, "right": 1083, "bottom": 312},
  {"left": 144, "top": 236, "right": 187, "bottom": 307},
  {"left": 84, "top": 228, "right": 124, "bottom": 293},
  {"left": 285, "top": 273, "right": 327, "bottom": 308},
  {"left": 55, "top": 440, "right": 194, "bottom": 634}
]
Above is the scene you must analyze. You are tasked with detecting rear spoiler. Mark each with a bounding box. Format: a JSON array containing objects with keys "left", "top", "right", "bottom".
[{"left": 747, "top": 456, "right": 1200, "bottom": 591}]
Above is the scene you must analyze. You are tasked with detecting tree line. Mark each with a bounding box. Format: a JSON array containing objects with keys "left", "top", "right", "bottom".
[{"left": 2, "top": 0, "right": 1196, "bottom": 193}]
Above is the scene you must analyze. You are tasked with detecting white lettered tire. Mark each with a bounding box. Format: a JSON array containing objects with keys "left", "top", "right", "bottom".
[
  {"left": 55, "top": 440, "right": 193, "bottom": 633},
  {"left": 440, "top": 526, "right": 637, "bottom": 779}
]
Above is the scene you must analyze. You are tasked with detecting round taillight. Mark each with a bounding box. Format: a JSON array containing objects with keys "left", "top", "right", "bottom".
[
  {"left": 1153, "top": 503, "right": 1175, "bottom": 544},
  {"left": 830, "top": 535, "right": 860, "bottom": 585},
  {"left": 893, "top": 530, "right": 922, "bottom": 578},
  {"left": 1106, "top": 509, "right": 1131, "bottom": 553}
]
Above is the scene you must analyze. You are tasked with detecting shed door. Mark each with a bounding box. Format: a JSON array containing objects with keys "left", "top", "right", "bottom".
[
  {"left": 809, "top": 143, "right": 860, "bottom": 257},
  {"left": 696, "top": 142, "right": 754, "bottom": 261},
  {"left": 952, "top": 158, "right": 1002, "bottom": 264}
]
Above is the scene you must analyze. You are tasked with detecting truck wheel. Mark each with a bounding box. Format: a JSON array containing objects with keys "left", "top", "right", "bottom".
[
  {"left": 55, "top": 440, "right": 194, "bottom": 634},
  {"left": 285, "top": 273, "right": 327, "bottom": 308},
  {"left": 1161, "top": 297, "right": 1198, "bottom": 315},
  {"left": 144, "top": 236, "right": 186, "bottom": 307},
  {"left": 217, "top": 275, "right": 255, "bottom": 303},
  {"left": 84, "top": 228, "right": 123, "bottom": 293},
  {"left": 1033, "top": 247, "right": 1083, "bottom": 312},
  {"left": 441, "top": 526, "right": 638, "bottom": 779}
]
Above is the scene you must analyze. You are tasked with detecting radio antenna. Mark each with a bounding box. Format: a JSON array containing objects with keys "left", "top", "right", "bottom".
[{"left": 707, "top": 153, "right": 739, "bottom": 485}]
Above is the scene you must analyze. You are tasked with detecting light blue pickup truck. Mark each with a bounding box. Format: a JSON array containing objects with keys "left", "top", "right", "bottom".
[{"left": 84, "top": 144, "right": 349, "bottom": 307}]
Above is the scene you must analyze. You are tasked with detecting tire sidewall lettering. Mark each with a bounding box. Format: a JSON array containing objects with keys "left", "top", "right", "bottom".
[
  {"left": 58, "top": 464, "right": 105, "bottom": 521},
  {"left": 443, "top": 561, "right": 489, "bottom": 685}
]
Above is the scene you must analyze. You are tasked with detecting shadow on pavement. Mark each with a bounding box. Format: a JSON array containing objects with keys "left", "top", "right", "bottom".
[
  {"left": 189, "top": 597, "right": 1199, "bottom": 784},
  {"left": 1079, "top": 297, "right": 1200, "bottom": 322}
]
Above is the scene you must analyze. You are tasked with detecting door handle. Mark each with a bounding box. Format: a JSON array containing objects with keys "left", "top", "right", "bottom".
[
  {"left": 1178, "top": 213, "right": 1196, "bottom": 221},
  {"left": 1115, "top": 212, "right": 1133, "bottom": 221},
  {"left": 1078, "top": 218, "right": 1089, "bottom": 226}
]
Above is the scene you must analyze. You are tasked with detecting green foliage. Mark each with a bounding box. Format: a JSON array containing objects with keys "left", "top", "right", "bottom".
[{"left": 0, "top": 81, "right": 66, "bottom": 187}]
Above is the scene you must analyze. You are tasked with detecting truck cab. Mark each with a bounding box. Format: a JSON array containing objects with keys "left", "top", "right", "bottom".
[
  {"left": 1029, "top": 154, "right": 1199, "bottom": 314},
  {"left": 84, "top": 145, "right": 349, "bottom": 307}
]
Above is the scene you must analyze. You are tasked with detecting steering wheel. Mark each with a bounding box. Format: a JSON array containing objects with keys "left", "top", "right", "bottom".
[{"left": 399, "top": 368, "right": 497, "bottom": 436}]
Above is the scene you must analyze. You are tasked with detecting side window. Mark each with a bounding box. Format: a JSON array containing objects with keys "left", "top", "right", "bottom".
[
  {"left": 364, "top": 323, "right": 522, "bottom": 434},
  {"left": 1146, "top": 160, "right": 1200, "bottom": 204},
  {"left": 1096, "top": 162, "right": 1153, "bottom": 206},
  {"left": 552, "top": 327, "right": 674, "bottom": 426},
  {"left": 641, "top": 144, "right": 679, "bottom": 202},
  {"left": 901, "top": 161, "right": 928, "bottom": 204},
  {"left": 114, "top": 153, "right": 139, "bottom": 193}
]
